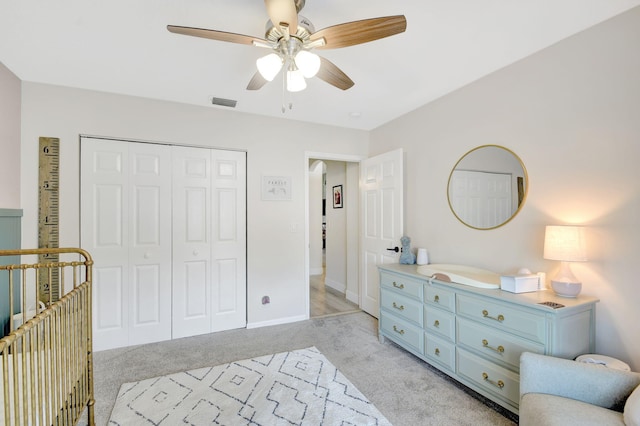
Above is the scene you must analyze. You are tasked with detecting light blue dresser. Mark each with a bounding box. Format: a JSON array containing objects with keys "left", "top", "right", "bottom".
[
  {"left": 378, "top": 264, "right": 598, "bottom": 414},
  {"left": 0, "top": 208, "right": 22, "bottom": 337}
]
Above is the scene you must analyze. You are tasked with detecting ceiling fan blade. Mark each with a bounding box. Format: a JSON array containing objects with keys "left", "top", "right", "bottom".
[
  {"left": 264, "top": 0, "right": 298, "bottom": 34},
  {"left": 316, "top": 57, "right": 354, "bottom": 90},
  {"left": 167, "top": 25, "right": 267, "bottom": 46},
  {"left": 311, "top": 15, "right": 406, "bottom": 50},
  {"left": 246, "top": 72, "right": 269, "bottom": 91}
]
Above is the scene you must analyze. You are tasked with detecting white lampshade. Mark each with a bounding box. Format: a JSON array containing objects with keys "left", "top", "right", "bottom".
[
  {"left": 543, "top": 225, "right": 587, "bottom": 297},
  {"left": 543, "top": 226, "right": 587, "bottom": 262},
  {"left": 294, "top": 50, "right": 321, "bottom": 78},
  {"left": 286, "top": 68, "right": 307, "bottom": 92},
  {"left": 256, "top": 53, "right": 283, "bottom": 81}
]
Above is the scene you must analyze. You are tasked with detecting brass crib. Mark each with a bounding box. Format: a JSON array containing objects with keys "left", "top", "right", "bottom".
[{"left": 0, "top": 248, "right": 94, "bottom": 425}]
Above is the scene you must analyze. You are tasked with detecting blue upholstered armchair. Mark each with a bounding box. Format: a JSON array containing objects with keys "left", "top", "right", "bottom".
[{"left": 519, "top": 352, "right": 640, "bottom": 425}]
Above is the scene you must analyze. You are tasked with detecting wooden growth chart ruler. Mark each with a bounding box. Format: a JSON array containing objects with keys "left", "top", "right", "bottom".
[{"left": 38, "top": 137, "right": 60, "bottom": 303}]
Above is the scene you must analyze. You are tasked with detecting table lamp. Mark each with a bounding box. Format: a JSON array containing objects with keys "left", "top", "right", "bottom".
[{"left": 543, "top": 225, "right": 587, "bottom": 297}]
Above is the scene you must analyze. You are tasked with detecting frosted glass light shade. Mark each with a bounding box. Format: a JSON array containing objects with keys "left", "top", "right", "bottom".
[
  {"left": 256, "top": 53, "right": 283, "bottom": 81},
  {"left": 286, "top": 69, "right": 307, "bottom": 92},
  {"left": 294, "top": 50, "right": 321, "bottom": 78}
]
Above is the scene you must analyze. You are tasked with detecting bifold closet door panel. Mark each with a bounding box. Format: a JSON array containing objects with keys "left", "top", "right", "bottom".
[
  {"left": 211, "top": 149, "right": 246, "bottom": 332},
  {"left": 81, "top": 137, "right": 172, "bottom": 350},
  {"left": 81, "top": 138, "right": 129, "bottom": 351},
  {"left": 172, "top": 146, "right": 213, "bottom": 338},
  {"left": 127, "top": 142, "right": 172, "bottom": 346}
]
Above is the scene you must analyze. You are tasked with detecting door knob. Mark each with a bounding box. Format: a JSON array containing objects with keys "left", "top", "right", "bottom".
[{"left": 386, "top": 247, "right": 400, "bottom": 253}]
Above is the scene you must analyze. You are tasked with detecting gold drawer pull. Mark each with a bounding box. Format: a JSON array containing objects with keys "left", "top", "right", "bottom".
[
  {"left": 392, "top": 302, "right": 405, "bottom": 311},
  {"left": 393, "top": 325, "right": 405, "bottom": 335},
  {"left": 393, "top": 281, "right": 405, "bottom": 290},
  {"left": 482, "top": 372, "right": 505, "bottom": 389},
  {"left": 434, "top": 295, "right": 440, "bottom": 303},
  {"left": 433, "top": 320, "right": 440, "bottom": 328},
  {"left": 482, "top": 339, "right": 505, "bottom": 354},
  {"left": 482, "top": 309, "right": 505, "bottom": 322},
  {"left": 434, "top": 348, "right": 440, "bottom": 356}
]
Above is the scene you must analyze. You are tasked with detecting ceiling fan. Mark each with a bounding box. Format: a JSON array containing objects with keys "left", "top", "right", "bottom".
[{"left": 167, "top": 0, "right": 407, "bottom": 93}]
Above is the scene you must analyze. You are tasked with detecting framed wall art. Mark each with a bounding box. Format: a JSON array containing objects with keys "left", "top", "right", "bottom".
[
  {"left": 262, "top": 175, "right": 292, "bottom": 200},
  {"left": 332, "top": 185, "right": 343, "bottom": 208}
]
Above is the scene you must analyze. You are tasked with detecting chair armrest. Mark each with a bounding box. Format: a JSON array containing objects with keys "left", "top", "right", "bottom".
[{"left": 520, "top": 352, "right": 640, "bottom": 409}]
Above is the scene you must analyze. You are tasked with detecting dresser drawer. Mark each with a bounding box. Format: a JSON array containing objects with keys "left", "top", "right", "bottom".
[
  {"left": 381, "top": 288, "right": 423, "bottom": 326},
  {"left": 457, "top": 348, "right": 520, "bottom": 406},
  {"left": 457, "top": 294, "right": 546, "bottom": 343},
  {"left": 424, "top": 306, "right": 455, "bottom": 341},
  {"left": 425, "top": 333, "right": 455, "bottom": 372},
  {"left": 457, "top": 318, "right": 545, "bottom": 369},
  {"left": 380, "top": 312, "right": 424, "bottom": 354},
  {"left": 380, "top": 271, "right": 424, "bottom": 301},
  {"left": 424, "top": 285, "right": 455, "bottom": 312}
]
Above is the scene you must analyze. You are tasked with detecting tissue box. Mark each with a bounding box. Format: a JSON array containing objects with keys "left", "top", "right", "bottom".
[{"left": 500, "top": 274, "right": 539, "bottom": 293}]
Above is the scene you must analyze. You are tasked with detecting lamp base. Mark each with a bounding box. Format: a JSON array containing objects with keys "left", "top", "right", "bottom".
[{"left": 551, "top": 280, "right": 582, "bottom": 297}]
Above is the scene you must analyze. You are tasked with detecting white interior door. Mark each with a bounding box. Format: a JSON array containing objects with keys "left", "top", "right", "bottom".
[
  {"left": 128, "top": 142, "right": 172, "bottom": 345},
  {"left": 210, "top": 149, "right": 246, "bottom": 332},
  {"left": 172, "top": 146, "right": 212, "bottom": 338},
  {"left": 81, "top": 137, "right": 172, "bottom": 350},
  {"left": 172, "top": 147, "right": 247, "bottom": 336},
  {"left": 81, "top": 138, "right": 129, "bottom": 350},
  {"left": 360, "top": 149, "right": 404, "bottom": 318}
]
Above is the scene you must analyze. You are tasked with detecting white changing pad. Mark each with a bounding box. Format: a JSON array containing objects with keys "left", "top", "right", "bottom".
[{"left": 416, "top": 263, "right": 501, "bottom": 289}]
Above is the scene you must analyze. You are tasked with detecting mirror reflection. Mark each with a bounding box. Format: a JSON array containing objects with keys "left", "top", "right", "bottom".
[{"left": 447, "top": 145, "right": 527, "bottom": 230}]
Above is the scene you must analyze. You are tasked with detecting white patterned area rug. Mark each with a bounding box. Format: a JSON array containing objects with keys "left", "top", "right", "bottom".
[{"left": 108, "top": 346, "right": 391, "bottom": 425}]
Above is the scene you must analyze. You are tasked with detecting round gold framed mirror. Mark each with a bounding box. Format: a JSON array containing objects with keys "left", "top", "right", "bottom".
[{"left": 447, "top": 145, "right": 528, "bottom": 230}]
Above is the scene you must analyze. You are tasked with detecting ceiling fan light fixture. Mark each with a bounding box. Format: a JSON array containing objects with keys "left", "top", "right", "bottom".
[
  {"left": 294, "top": 50, "right": 320, "bottom": 78},
  {"left": 256, "top": 53, "right": 283, "bottom": 81},
  {"left": 286, "top": 68, "right": 307, "bottom": 92}
]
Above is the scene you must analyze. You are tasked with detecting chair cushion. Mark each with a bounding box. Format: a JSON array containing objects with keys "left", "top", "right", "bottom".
[
  {"left": 625, "top": 385, "right": 640, "bottom": 426},
  {"left": 520, "top": 393, "right": 625, "bottom": 426}
]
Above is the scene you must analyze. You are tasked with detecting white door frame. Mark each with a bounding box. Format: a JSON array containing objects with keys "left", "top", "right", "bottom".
[{"left": 304, "top": 152, "right": 365, "bottom": 319}]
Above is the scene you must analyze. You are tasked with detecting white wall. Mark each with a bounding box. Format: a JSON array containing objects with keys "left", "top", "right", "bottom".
[
  {"left": 371, "top": 8, "right": 640, "bottom": 369},
  {"left": 308, "top": 160, "right": 324, "bottom": 276},
  {"left": 19, "top": 83, "right": 369, "bottom": 328},
  {"left": 0, "top": 62, "right": 21, "bottom": 208},
  {"left": 324, "top": 161, "right": 347, "bottom": 292}
]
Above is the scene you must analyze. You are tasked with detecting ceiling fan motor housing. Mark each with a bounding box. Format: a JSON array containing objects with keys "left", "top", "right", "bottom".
[{"left": 264, "top": 15, "right": 315, "bottom": 42}]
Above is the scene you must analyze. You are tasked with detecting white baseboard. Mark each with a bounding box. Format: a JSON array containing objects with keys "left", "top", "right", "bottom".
[
  {"left": 309, "top": 267, "right": 324, "bottom": 275},
  {"left": 324, "top": 277, "right": 346, "bottom": 293},
  {"left": 246, "top": 314, "right": 308, "bottom": 329}
]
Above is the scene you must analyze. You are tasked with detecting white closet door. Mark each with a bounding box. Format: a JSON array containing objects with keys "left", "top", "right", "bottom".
[
  {"left": 81, "top": 137, "right": 172, "bottom": 350},
  {"left": 172, "top": 146, "right": 212, "bottom": 338},
  {"left": 172, "top": 147, "right": 247, "bottom": 336},
  {"left": 82, "top": 138, "right": 246, "bottom": 349},
  {"left": 128, "top": 143, "right": 172, "bottom": 345},
  {"left": 211, "top": 150, "right": 246, "bottom": 332},
  {"left": 81, "top": 138, "right": 129, "bottom": 350}
]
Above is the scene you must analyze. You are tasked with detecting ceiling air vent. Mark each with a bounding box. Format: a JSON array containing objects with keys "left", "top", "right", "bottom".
[{"left": 210, "top": 97, "right": 237, "bottom": 108}]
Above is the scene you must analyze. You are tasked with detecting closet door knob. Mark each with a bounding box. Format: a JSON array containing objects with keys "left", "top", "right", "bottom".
[
  {"left": 193, "top": 250, "right": 199, "bottom": 256},
  {"left": 144, "top": 252, "right": 151, "bottom": 259}
]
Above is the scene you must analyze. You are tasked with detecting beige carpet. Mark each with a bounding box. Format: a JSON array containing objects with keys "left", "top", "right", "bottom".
[
  {"left": 83, "top": 312, "right": 516, "bottom": 425},
  {"left": 108, "top": 347, "right": 390, "bottom": 425}
]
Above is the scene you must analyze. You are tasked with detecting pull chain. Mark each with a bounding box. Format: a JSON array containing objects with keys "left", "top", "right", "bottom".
[{"left": 281, "top": 68, "right": 294, "bottom": 113}]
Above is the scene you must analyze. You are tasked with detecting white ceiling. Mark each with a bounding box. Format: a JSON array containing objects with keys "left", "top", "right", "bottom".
[{"left": 2, "top": 1, "right": 639, "bottom": 130}]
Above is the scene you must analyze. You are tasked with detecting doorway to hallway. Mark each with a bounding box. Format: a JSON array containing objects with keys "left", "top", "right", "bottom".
[{"left": 308, "top": 158, "right": 360, "bottom": 318}]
